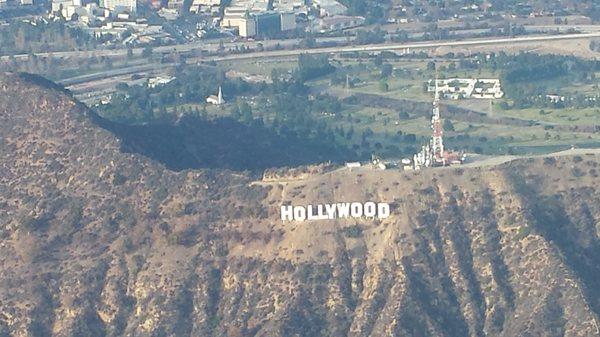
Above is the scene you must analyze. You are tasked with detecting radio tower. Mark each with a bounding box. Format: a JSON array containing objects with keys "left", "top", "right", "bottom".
[
  {"left": 410, "top": 67, "right": 465, "bottom": 169},
  {"left": 430, "top": 72, "right": 445, "bottom": 165}
]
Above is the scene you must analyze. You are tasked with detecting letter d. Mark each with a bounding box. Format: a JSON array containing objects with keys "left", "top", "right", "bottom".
[{"left": 378, "top": 203, "right": 390, "bottom": 219}]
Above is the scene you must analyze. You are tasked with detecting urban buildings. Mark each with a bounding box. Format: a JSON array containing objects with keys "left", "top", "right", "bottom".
[
  {"left": 166, "top": 0, "right": 183, "bottom": 12},
  {"left": 44, "top": 0, "right": 357, "bottom": 42},
  {"left": 272, "top": 0, "right": 303, "bottom": 13},
  {"left": 189, "top": 0, "right": 220, "bottom": 14},
  {"left": 312, "top": 0, "right": 346, "bottom": 16},
  {"left": 100, "top": 0, "right": 136, "bottom": 13},
  {"left": 51, "top": 0, "right": 134, "bottom": 19},
  {"left": 221, "top": 8, "right": 295, "bottom": 37},
  {"left": 313, "top": 15, "right": 364, "bottom": 32}
]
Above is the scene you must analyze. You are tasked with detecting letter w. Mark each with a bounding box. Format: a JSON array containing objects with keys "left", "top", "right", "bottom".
[{"left": 337, "top": 203, "right": 350, "bottom": 218}]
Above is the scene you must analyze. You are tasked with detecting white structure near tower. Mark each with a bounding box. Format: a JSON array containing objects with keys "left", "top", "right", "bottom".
[{"left": 206, "top": 86, "right": 225, "bottom": 105}]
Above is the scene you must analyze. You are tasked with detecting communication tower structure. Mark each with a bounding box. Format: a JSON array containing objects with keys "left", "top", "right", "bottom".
[
  {"left": 409, "top": 70, "right": 466, "bottom": 169},
  {"left": 430, "top": 76, "right": 445, "bottom": 165}
]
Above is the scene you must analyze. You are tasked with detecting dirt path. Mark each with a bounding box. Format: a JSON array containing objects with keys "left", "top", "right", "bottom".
[
  {"left": 250, "top": 147, "right": 600, "bottom": 185},
  {"left": 460, "top": 147, "right": 600, "bottom": 168}
]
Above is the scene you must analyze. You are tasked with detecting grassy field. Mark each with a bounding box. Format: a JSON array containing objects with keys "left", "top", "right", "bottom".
[
  {"left": 325, "top": 58, "right": 600, "bottom": 155},
  {"left": 219, "top": 58, "right": 297, "bottom": 76}
]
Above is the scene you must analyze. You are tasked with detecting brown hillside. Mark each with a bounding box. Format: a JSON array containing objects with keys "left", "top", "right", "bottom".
[{"left": 0, "top": 73, "right": 599, "bottom": 337}]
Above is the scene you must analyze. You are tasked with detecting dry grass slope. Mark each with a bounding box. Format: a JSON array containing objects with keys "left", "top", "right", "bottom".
[{"left": 0, "top": 72, "right": 599, "bottom": 337}]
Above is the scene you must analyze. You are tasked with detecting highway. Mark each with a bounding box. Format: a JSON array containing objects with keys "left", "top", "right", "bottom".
[
  {"left": 59, "top": 62, "right": 175, "bottom": 86},
  {"left": 3, "top": 31, "right": 600, "bottom": 64},
  {"left": 0, "top": 36, "right": 348, "bottom": 62},
  {"left": 204, "top": 32, "right": 600, "bottom": 62},
  {"left": 57, "top": 32, "right": 600, "bottom": 86}
]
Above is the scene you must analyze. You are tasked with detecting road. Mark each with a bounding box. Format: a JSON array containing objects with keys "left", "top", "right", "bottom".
[
  {"left": 57, "top": 31, "right": 600, "bottom": 87},
  {"left": 0, "top": 36, "right": 349, "bottom": 62},
  {"left": 3, "top": 30, "right": 600, "bottom": 64},
  {"left": 59, "top": 62, "right": 176, "bottom": 86},
  {"left": 459, "top": 147, "right": 600, "bottom": 169},
  {"left": 203, "top": 32, "right": 600, "bottom": 62},
  {"left": 250, "top": 147, "right": 600, "bottom": 186}
]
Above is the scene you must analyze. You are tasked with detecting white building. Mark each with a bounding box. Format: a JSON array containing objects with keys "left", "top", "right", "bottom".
[
  {"left": 228, "top": 0, "right": 268, "bottom": 12},
  {"left": 166, "top": 0, "right": 184, "bottom": 12},
  {"left": 148, "top": 76, "right": 176, "bottom": 88},
  {"left": 51, "top": 0, "right": 74, "bottom": 17},
  {"left": 312, "top": 0, "right": 346, "bottom": 16},
  {"left": 189, "top": 0, "right": 220, "bottom": 14},
  {"left": 221, "top": 9, "right": 256, "bottom": 37},
  {"left": 206, "top": 86, "right": 225, "bottom": 105},
  {"left": 546, "top": 94, "right": 565, "bottom": 103},
  {"left": 101, "top": 0, "right": 136, "bottom": 13},
  {"left": 238, "top": 17, "right": 256, "bottom": 37},
  {"left": 280, "top": 11, "right": 295, "bottom": 31},
  {"left": 427, "top": 78, "right": 504, "bottom": 99},
  {"left": 222, "top": 8, "right": 295, "bottom": 37},
  {"left": 273, "top": 0, "right": 304, "bottom": 12},
  {"left": 313, "top": 15, "right": 364, "bottom": 32},
  {"left": 157, "top": 8, "right": 178, "bottom": 20}
]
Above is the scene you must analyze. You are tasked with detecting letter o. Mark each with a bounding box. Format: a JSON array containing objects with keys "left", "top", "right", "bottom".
[
  {"left": 350, "top": 202, "right": 363, "bottom": 217},
  {"left": 294, "top": 206, "right": 306, "bottom": 221},
  {"left": 364, "top": 202, "right": 376, "bottom": 217}
]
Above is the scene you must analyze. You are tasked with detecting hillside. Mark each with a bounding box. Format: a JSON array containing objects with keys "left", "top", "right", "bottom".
[{"left": 0, "top": 72, "right": 599, "bottom": 337}]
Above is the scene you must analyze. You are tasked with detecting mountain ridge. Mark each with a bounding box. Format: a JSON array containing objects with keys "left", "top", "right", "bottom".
[{"left": 1, "top": 72, "right": 599, "bottom": 337}]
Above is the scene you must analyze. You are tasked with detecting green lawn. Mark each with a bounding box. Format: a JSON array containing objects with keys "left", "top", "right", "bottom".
[
  {"left": 492, "top": 106, "right": 600, "bottom": 125},
  {"left": 219, "top": 58, "right": 297, "bottom": 76}
]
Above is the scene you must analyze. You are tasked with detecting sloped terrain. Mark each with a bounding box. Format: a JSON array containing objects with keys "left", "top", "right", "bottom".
[{"left": 0, "top": 73, "right": 599, "bottom": 337}]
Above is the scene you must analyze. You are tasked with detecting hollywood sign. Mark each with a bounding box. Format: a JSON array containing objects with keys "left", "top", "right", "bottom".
[{"left": 281, "top": 202, "right": 390, "bottom": 221}]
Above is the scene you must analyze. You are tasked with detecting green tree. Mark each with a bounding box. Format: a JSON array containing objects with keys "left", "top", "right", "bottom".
[
  {"left": 230, "top": 105, "right": 241, "bottom": 120},
  {"left": 142, "top": 46, "right": 153, "bottom": 58},
  {"left": 240, "top": 102, "right": 253, "bottom": 123},
  {"left": 381, "top": 63, "right": 393, "bottom": 78},
  {"left": 116, "top": 82, "right": 129, "bottom": 92},
  {"left": 378, "top": 80, "right": 389, "bottom": 92},
  {"left": 398, "top": 111, "right": 409, "bottom": 120},
  {"left": 443, "top": 119, "right": 455, "bottom": 131}
]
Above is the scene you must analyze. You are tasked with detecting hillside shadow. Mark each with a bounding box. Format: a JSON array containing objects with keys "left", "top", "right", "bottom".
[
  {"left": 93, "top": 114, "right": 357, "bottom": 171},
  {"left": 12, "top": 73, "right": 356, "bottom": 171}
]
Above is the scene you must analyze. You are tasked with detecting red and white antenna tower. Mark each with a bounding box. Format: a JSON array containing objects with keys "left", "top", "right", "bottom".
[{"left": 430, "top": 72, "right": 445, "bottom": 164}]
